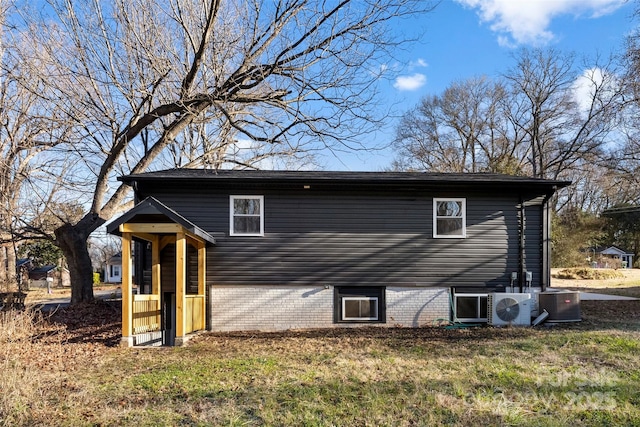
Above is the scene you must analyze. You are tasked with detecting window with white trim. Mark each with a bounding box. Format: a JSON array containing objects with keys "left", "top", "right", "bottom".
[
  {"left": 110, "top": 265, "right": 121, "bottom": 278},
  {"left": 230, "top": 195, "right": 264, "bottom": 236},
  {"left": 454, "top": 293, "right": 488, "bottom": 322},
  {"left": 433, "top": 198, "right": 466, "bottom": 238},
  {"left": 334, "top": 287, "right": 385, "bottom": 323},
  {"left": 342, "top": 297, "right": 379, "bottom": 321}
]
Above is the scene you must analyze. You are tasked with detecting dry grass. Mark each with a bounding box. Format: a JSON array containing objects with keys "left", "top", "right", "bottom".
[
  {"left": 24, "top": 284, "right": 120, "bottom": 305},
  {"left": 54, "top": 323, "right": 640, "bottom": 426},
  {"left": 553, "top": 267, "right": 625, "bottom": 281},
  {"left": 0, "top": 302, "right": 122, "bottom": 426},
  {"left": 1, "top": 284, "right": 639, "bottom": 426},
  {"left": 551, "top": 268, "right": 640, "bottom": 299},
  {"left": 0, "top": 309, "right": 55, "bottom": 426}
]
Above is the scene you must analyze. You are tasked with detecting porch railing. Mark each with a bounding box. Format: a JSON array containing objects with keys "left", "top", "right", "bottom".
[
  {"left": 133, "top": 294, "right": 161, "bottom": 334},
  {"left": 185, "top": 295, "right": 205, "bottom": 334}
]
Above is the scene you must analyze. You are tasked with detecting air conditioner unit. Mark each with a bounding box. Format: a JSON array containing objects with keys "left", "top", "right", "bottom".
[
  {"left": 488, "top": 293, "right": 532, "bottom": 326},
  {"left": 538, "top": 291, "right": 581, "bottom": 322}
]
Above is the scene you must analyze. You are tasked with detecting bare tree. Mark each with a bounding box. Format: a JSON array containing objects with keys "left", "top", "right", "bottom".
[
  {"left": 0, "top": 17, "right": 73, "bottom": 290},
  {"left": 614, "top": 12, "right": 640, "bottom": 206},
  {"left": 504, "top": 48, "right": 622, "bottom": 180},
  {"left": 394, "top": 48, "right": 623, "bottom": 185},
  {"left": 4, "top": 0, "right": 432, "bottom": 303},
  {"left": 392, "top": 76, "right": 525, "bottom": 173}
]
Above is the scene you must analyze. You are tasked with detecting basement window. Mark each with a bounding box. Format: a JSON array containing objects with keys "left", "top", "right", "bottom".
[
  {"left": 230, "top": 195, "right": 264, "bottom": 236},
  {"left": 334, "top": 287, "right": 385, "bottom": 323},
  {"left": 343, "top": 297, "right": 379, "bottom": 320},
  {"left": 433, "top": 198, "right": 466, "bottom": 238},
  {"left": 454, "top": 293, "right": 488, "bottom": 322}
]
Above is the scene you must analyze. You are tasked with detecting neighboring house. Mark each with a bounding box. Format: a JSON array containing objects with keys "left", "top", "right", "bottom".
[
  {"left": 593, "top": 246, "right": 634, "bottom": 269},
  {"left": 104, "top": 252, "right": 136, "bottom": 284},
  {"left": 105, "top": 253, "right": 123, "bottom": 283},
  {"left": 107, "top": 170, "right": 569, "bottom": 346},
  {"left": 29, "top": 265, "right": 70, "bottom": 288}
]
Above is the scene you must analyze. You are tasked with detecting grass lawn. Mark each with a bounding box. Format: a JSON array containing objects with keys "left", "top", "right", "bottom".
[{"left": 1, "top": 272, "right": 639, "bottom": 426}]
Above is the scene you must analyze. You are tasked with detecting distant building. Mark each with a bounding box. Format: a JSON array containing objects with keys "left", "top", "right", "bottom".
[
  {"left": 28, "top": 265, "right": 70, "bottom": 288},
  {"left": 593, "top": 246, "right": 634, "bottom": 269},
  {"left": 105, "top": 252, "right": 123, "bottom": 283}
]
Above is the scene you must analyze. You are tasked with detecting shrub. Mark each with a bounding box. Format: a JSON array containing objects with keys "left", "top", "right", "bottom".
[
  {"left": 555, "top": 267, "right": 624, "bottom": 280},
  {"left": 93, "top": 272, "right": 101, "bottom": 285}
]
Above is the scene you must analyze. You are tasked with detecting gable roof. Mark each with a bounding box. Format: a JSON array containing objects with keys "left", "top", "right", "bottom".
[
  {"left": 596, "top": 246, "right": 634, "bottom": 256},
  {"left": 106, "top": 196, "right": 216, "bottom": 245},
  {"left": 119, "top": 169, "right": 571, "bottom": 192},
  {"left": 107, "top": 252, "right": 122, "bottom": 264},
  {"left": 16, "top": 258, "right": 32, "bottom": 268},
  {"left": 31, "top": 265, "right": 57, "bottom": 273}
]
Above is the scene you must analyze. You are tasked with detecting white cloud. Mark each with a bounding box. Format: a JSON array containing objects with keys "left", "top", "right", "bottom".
[
  {"left": 410, "top": 58, "right": 428, "bottom": 68},
  {"left": 455, "top": 0, "right": 626, "bottom": 46},
  {"left": 571, "top": 67, "right": 619, "bottom": 117},
  {"left": 393, "top": 73, "right": 427, "bottom": 91}
]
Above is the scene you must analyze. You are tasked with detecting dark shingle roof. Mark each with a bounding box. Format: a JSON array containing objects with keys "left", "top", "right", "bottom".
[
  {"left": 106, "top": 196, "right": 216, "bottom": 244},
  {"left": 120, "top": 168, "right": 571, "bottom": 189}
]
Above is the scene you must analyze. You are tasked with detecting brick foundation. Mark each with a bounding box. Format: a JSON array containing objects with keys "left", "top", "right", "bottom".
[{"left": 208, "top": 285, "right": 451, "bottom": 332}]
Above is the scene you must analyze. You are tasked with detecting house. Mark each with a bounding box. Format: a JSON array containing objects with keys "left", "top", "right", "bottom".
[
  {"left": 104, "top": 252, "right": 137, "bottom": 284},
  {"left": 11, "top": 259, "right": 70, "bottom": 290},
  {"left": 105, "top": 252, "right": 123, "bottom": 283},
  {"left": 593, "top": 246, "right": 634, "bottom": 269},
  {"left": 107, "top": 170, "right": 569, "bottom": 346},
  {"left": 28, "top": 265, "right": 71, "bottom": 288}
]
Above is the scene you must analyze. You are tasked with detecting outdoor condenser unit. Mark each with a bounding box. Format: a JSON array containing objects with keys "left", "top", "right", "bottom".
[
  {"left": 487, "top": 293, "right": 532, "bottom": 326},
  {"left": 538, "top": 291, "right": 581, "bottom": 322}
]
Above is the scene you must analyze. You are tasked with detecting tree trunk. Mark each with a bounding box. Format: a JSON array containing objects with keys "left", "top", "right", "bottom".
[
  {"left": 0, "top": 243, "right": 8, "bottom": 291},
  {"left": 55, "top": 221, "right": 100, "bottom": 304},
  {"left": 7, "top": 243, "right": 17, "bottom": 291},
  {"left": 0, "top": 239, "right": 18, "bottom": 292}
]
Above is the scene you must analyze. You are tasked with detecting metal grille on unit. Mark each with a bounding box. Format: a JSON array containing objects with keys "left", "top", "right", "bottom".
[
  {"left": 538, "top": 291, "right": 581, "bottom": 322},
  {"left": 487, "top": 293, "right": 532, "bottom": 326}
]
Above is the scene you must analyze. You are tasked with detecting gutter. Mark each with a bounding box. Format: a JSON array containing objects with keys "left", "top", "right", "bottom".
[{"left": 540, "top": 188, "right": 556, "bottom": 292}]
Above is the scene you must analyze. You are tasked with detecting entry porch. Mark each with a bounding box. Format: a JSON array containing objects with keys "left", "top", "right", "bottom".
[{"left": 107, "top": 197, "right": 215, "bottom": 346}]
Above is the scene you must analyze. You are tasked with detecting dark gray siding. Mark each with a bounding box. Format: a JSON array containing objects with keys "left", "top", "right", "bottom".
[
  {"left": 160, "top": 245, "right": 176, "bottom": 293},
  {"left": 134, "top": 182, "right": 548, "bottom": 290},
  {"left": 159, "top": 243, "right": 199, "bottom": 294}
]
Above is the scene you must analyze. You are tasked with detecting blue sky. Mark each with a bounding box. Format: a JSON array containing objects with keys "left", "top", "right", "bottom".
[{"left": 325, "top": 0, "right": 636, "bottom": 171}]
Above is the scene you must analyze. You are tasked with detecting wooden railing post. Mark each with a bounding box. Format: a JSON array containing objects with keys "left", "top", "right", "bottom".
[
  {"left": 151, "top": 235, "right": 161, "bottom": 328},
  {"left": 121, "top": 232, "right": 133, "bottom": 347},
  {"left": 175, "top": 231, "right": 186, "bottom": 344},
  {"left": 198, "top": 241, "right": 206, "bottom": 331}
]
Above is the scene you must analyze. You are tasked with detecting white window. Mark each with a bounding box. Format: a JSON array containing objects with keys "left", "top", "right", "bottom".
[
  {"left": 454, "top": 293, "right": 488, "bottom": 322},
  {"left": 230, "top": 196, "right": 264, "bottom": 236},
  {"left": 342, "top": 297, "right": 379, "bottom": 321},
  {"left": 433, "top": 198, "right": 466, "bottom": 238},
  {"left": 109, "top": 264, "right": 120, "bottom": 278}
]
